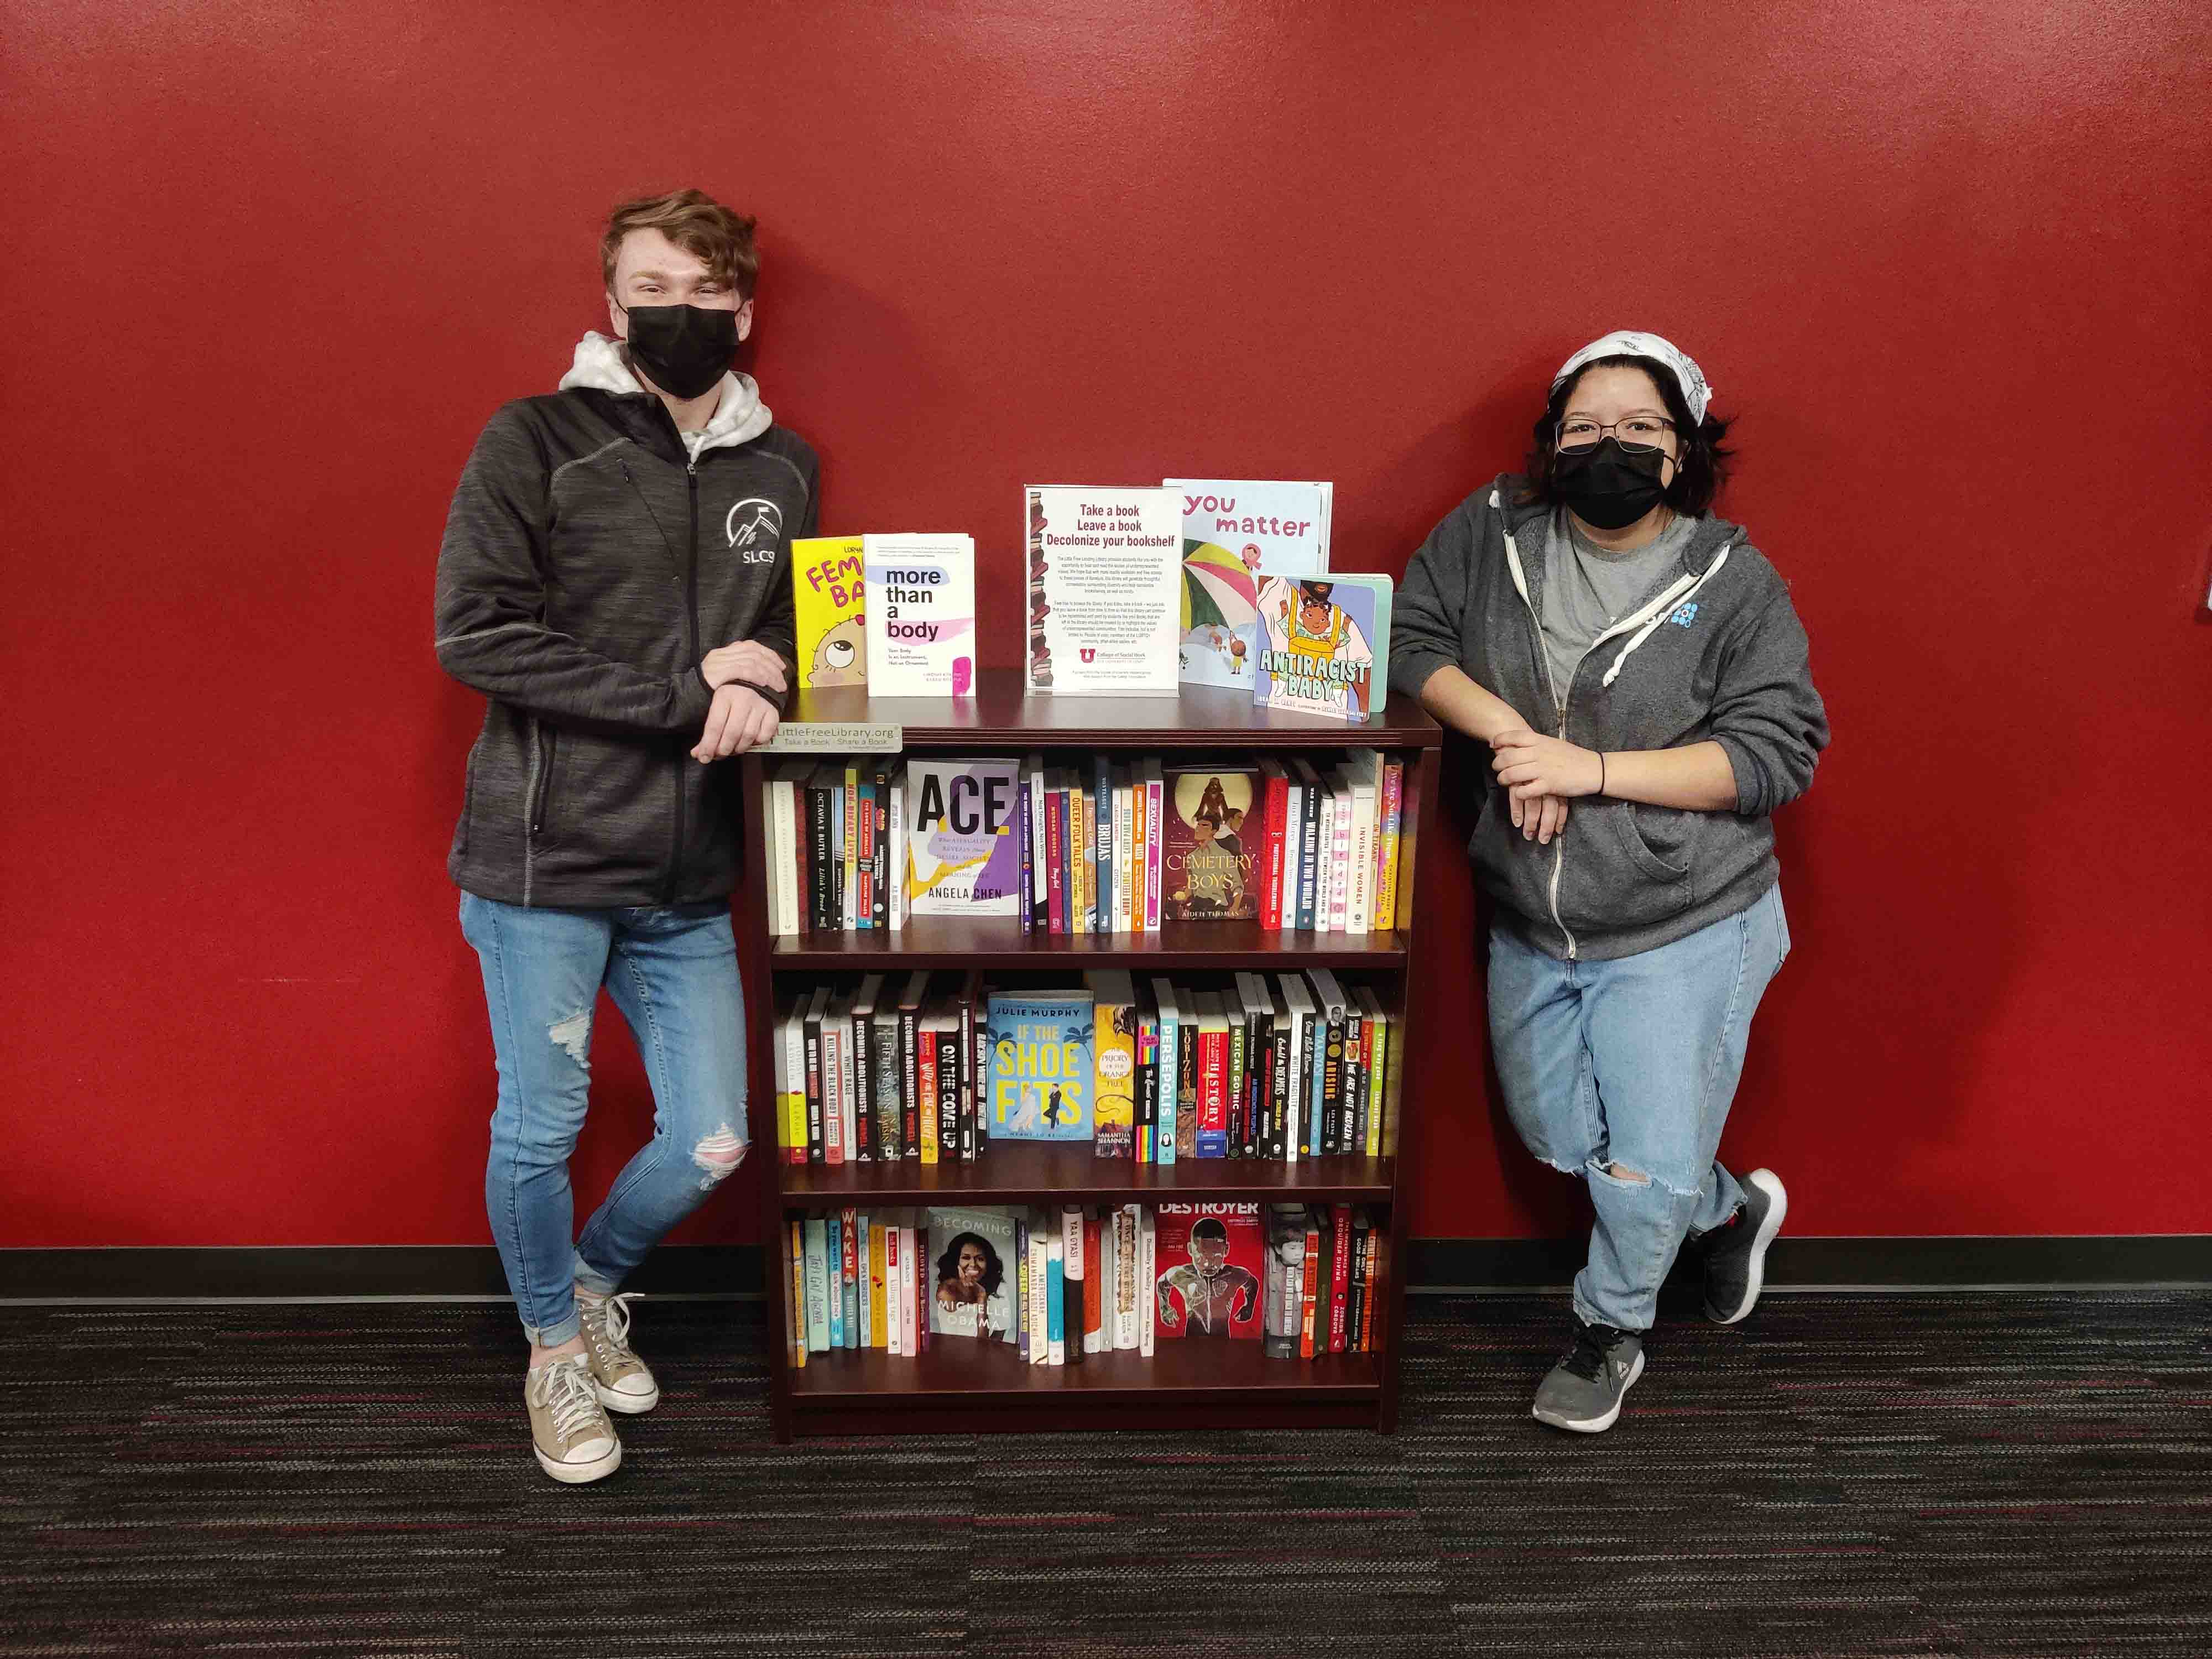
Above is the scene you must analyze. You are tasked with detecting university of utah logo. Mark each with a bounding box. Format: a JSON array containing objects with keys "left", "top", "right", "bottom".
[
  {"left": 724, "top": 498, "right": 782, "bottom": 564},
  {"left": 1079, "top": 648, "right": 1097, "bottom": 664}
]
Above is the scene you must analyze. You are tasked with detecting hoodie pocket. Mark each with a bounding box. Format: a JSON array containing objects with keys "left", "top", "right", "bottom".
[
  {"left": 1556, "top": 801, "right": 1691, "bottom": 932},
  {"left": 528, "top": 724, "right": 561, "bottom": 848},
  {"left": 1620, "top": 802, "right": 1690, "bottom": 883}
]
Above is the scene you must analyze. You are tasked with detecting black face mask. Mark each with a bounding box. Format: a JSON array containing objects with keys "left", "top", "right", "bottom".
[
  {"left": 621, "top": 303, "right": 737, "bottom": 400},
  {"left": 1553, "top": 437, "right": 1672, "bottom": 530}
]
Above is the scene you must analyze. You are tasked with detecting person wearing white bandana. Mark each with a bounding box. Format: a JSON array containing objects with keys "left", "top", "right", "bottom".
[{"left": 1393, "top": 331, "right": 1829, "bottom": 1434}]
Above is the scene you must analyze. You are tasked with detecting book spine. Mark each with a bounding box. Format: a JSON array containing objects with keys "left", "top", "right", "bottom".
[
  {"left": 1045, "top": 778, "right": 1066, "bottom": 935},
  {"left": 807, "top": 784, "right": 832, "bottom": 931},
  {"left": 900, "top": 1000, "right": 921, "bottom": 1160},
  {"left": 1114, "top": 1205, "right": 1139, "bottom": 1349},
  {"left": 1137, "top": 1207, "right": 1157, "bottom": 1358},
  {"left": 1225, "top": 1016, "right": 1246, "bottom": 1161},
  {"left": 1348, "top": 1211, "right": 1373, "bottom": 1354},
  {"left": 957, "top": 999, "right": 976, "bottom": 1164},
  {"left": 1365, "top": 1006, "right": 1387, "bottom": 1159},
  {"left": 1071, "top": 781, "right": 1090, "bottom": 936},
  {"left": 1027, "top": 760, "right": 1047, "bottom": 931},
  {"left": 802, "top": 1008, "right": 826, "bottom": 1165},
  {"left": 1144, "top": 770, "right": 1164, "bottom": 931},
  {"left": 1263, "top": 768, "right": 1290, "bottom": 930},
  {"left": 1360, "top": 1213, "right": 1382, "bottom": 1354},
  {"left": 1321, "top": 1006, "right": 1344, "bottom": 1158},
  {"left": 912, "top": 1223, "right": 930, "bottom": 1353},
  {"left": 851, "top": 1012, "right": 875, "bottom": 1165},
  {"left": 841, "top": 768, "right": 859, "bottom": 929},
  {"left": 1014, "top": 766, "right": 1031, "bottom": 937},
  {"left": 855, "top": 779, "right": 875, "bottom": 929},
  {"left": 1198, "top": 1022, "right": 1228, "bottom": 1159},
  {"left": 1306, "top": 1006, "right": 1327, "bottom": 1159},
  {"left": 841, "top": 1207, "right": 859, "bottom": 1348},
  {"left": 889, "top": 770, "right": 907, "bottom": 932},
  {"left": 1176, "top": 1012, "right": 1198, "bottom": 1162},
  {"left": 1341, "top": 1006, "right": 1365, "bottom": 1159},
  {"left": 972, "top": 999, "right": 993, "bottom": 1158},
  {"left": 917, "top": 1029, "right": 939, "bottom": 1166},
  {"left": 1029, "top": 1215, "right": 1050, "bottom": 1366},
  {"left": 885, "top": 1221, "right": 901, "bottom": 1356},
  {"left": 1296, "top": 781, "right": 1321, "bottom": 931},
  {"left": 1155, "top": 1007, "right": 1177, "bottom": 1168},
  {"left": 1328, "top": 1203, "right": 1352, "bottom": 1354},
  {"left": 789, "top": 1220, "right": 808, "bottom": 1368},
  {"left": 1347, "top": 784, "right": 1374, "bottom": 936},
  {"left": 825, "top": 1213, "right": 846, "bottom": 1349},
  {"left": 870, "top": 764, "right": 892, "bottom": 930},
  {"left": 1047, "top": 1232, "right": 1066, "bottom": 1366},
  {"left": 1374, "top": 758, "right": 1404, "bottom": 930},
  {"left": 1078, "top": 1209, "right": 1100, "bottom": 1357},
  {"left": 854, "top": 1213, "right": 871, "bottom": 1344},
  {"left": 1093, "top": 757, "right": 1112, "bottom": 936},
  {"left": 1299, "top": 1218, "right": 1321, "bottom": 1359},
  {"left": 1014, "top": 1213, "right": 1029, "bottom": 1361},
  {"left": 804, "top": 1217, "right": 830, "bottom": 1353}
]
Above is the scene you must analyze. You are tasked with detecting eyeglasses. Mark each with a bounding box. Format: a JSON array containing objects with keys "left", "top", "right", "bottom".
[{"left": 1557, "top": 415, "right": 1676, "bottom": 455}]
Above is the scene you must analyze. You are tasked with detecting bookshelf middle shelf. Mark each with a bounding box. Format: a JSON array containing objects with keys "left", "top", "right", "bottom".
[
  {"left": 769, "top": 915, "right": 1409, "bottom": 968},
  {"left": 779, "top": 1142, "right": 1395, "bottom": 1205}
]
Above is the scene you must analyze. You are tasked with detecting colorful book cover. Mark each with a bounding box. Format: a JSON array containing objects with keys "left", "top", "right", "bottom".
[
  {"left": 1162, "top": 764, "right": 1260, "bottom": 921},
  {"left": 862, "top": 533, "right": 977, "bottom": 697},
  {"left": 987, "top": 992, "right": 1094, "bottom": 1141},
  {"left": 791, "top": 535, "right": 868, "bottom": 689},
  {"left": 1162, "top": 479, "right": 1332, "bottom": 690},
  {"left": 1024, "top": 485, "right": 1182, "bottom": 695},
  {"left": 904, "top": 758, "right": 1022, "bottom": 915},
  {"left": 1253, "top": 573, "right": 1394, "bottom": 723},
  {"left": 924, "top": 1205, "right": 1018, "bottom": 1343},
  {"left": 1084, "top": 969, "right": 1138, "bottom": 1158},
  {"left": 1152, "top": 1202, "right": 1264, "bottom": 1340}
]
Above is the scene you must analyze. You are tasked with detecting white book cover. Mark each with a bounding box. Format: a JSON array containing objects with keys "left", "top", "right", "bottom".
[
  {"left": 1315, "top": 785, "right": 1338, "bottom": 933},
  {"left": 761, "top": 773, "right": 785, "bottom": 936},
  {"left": 900, "top": 1224, "right": 920, "bottom": 1356},
  {"left": 1027, "top": 1211, "right": 1051, "bottom": 1365},
  {"left": 1280, "top": 765, "right": 1304, "bottom": 932},
  {"left": 1137, "top": 1207, "right": 1158, "bottom": 1357},
  {"left": 774, "top": 763, "right": 806, "bottom": 935},
  {"left": 1024, "top": 486, "right": 1182, "bottom": 695},
  {"left": 1113, "top": 768, "right": 1134, "bottom": 933},
  {"left": 779, "top": 1001, "right": 805, "bottom": 1163},
  {"left": 1278, "top": 973, "right": 1316, "bottom": 1164},
  {"left": 821, "top": 998, "right": 847, "bottom": 1165},
  {"left": 1114, "top": 1204, "right": 1140, "bottom": 1349},
  {"left": 1346, "top": 757, "right": 1378, "bottom": 935},
  {"left": 855, "top": 1213, "right": 872, "bottom": 1348},
  {"left": 1025, "top": 754, "right": 1047, "bottom": 919},
  {"left": 1329, "top": 779, "right": 1354, "bottom": 933},
  {"left": 1162, "top": 479, "right": 1332, "bottom": 690},
  {"left": 863, "top": 533, "right": 977, "bottom": 696},
  {"left": 886, "top": 1221, "right": 902, "bottom": 1356}
]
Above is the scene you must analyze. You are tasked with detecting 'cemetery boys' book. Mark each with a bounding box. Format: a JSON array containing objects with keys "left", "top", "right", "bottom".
[
  {"left": 925, "top": 1206, "right": 1018, "bottom": 1343},
  {"left": 1024, "top": 486, "right": 1182, "bottom": 695},
  {"left": 1253, "top": 573, "right": 1394, "bottom": 723},
  {"left": 1163, "top": 479, "right": 1332, "bottom": 690},
  {"left": 863, "top": 533, "right": 977, "bottom": 696},
  {"left": 1152, "top": 1202, "right": 1264, "bottom": 1339},
  {"left": 1161, "top": 763, "right": 1260, "bottom": 921},
  {"left": 791, "top": 535, "right": 868, "bottom": 689},
  {"left": 904, "top": 758, "right": 1022, "bottom": 915},
  {"left": 987, "top": 992, "right": 1095, "bottom": 1141}
]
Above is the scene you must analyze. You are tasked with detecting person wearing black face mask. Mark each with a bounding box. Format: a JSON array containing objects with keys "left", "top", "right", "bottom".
[
  {"left": 1391, "top": 331, "right": 1829, "bottom": 1436},
  {"left": 436, "top": 190, "right": 820, "bottom": 1484}
]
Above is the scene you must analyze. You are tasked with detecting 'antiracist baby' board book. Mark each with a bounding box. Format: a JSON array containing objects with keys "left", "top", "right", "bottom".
[
  {"left": 863, "top": 534, "right": 976, "bottom": 696},
  {"left": 1161, "top": 763, "right": 1261, "bottom": 921},
  {"left": 791, "top": 536, "right": 867, "bottom": 689},
  {"left": 925, "top": 1206, "right": 1018, "bottom": 1343},
  {"left": 1252, "top": 573, "right": 1393, "bottom": 723},
  {"left": 1152, "top": 1201, "right": 1265, "bottom": 1339},
  {"left": 1162, "top": 480, "right": 1332, "bottom": 691},
  {"left": 987, "top": 992, "right": 1095, "bottom": 1142},
  {"left": 904, "top": 758, "right": 1023, "bottom": 916},
  {"left": 1024, "top": 486, "right": 1182, "bottom": 695}
]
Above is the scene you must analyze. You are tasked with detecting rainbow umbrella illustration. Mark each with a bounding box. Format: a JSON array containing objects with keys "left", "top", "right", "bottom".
[{"left": 1180, "top": 540, "right": 1260, "bottom": 633}]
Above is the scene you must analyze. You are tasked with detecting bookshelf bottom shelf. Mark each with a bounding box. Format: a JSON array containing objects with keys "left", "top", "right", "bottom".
[{"left": 784, "top": 1339, "right": 1384, "bottom": 1436}]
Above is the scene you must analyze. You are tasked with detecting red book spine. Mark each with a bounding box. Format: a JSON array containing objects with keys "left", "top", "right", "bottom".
[
  {"left": 1300, "top": 1223, "right": 1322, "bottom": 1359},
  {"left": 1359, "top": 1223, "right": 1380, "bottom": 1354},
  {"left": 918, "top": 1029, "right": 938, "bottom": 1164},
  {"left": 1261, "top": 768, "right": 1290, "bottom": 928},
  {"left": 1045, "top": 781, "right": 1066, "bottom": 935},
  {"left": 1082, "top": 1212, "right": 1103, "bottom": 1350},
  {"left": 1328, "top": 1202, "right": 1352, "bottom": 1354}
]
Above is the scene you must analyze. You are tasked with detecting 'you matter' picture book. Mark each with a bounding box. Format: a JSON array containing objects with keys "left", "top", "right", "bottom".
[{"left": 1162, "top": 479, "right": 1331, "bottom": 690}]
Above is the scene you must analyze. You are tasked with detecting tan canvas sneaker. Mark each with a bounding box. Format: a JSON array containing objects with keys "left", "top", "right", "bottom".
[
  {"left": 525, "top": 1354, "right": 620, "bottom": 1484},
  {"left": 576, "top": 1289, "right": 661, "bottom": 1413}
]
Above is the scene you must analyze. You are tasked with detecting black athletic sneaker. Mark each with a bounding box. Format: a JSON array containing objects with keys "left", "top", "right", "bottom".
[
  {"left": 1531, "top": 1315, "right": 1644, "bottom": 1433},
  {"left": 1699, "top": 1167, "right": 1787, "bottom": 1324}
]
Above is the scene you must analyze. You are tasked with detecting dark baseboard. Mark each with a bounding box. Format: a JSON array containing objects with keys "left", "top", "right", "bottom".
[{"left": 4, "top": 1236, "right": 2208, "bottom": 1302}]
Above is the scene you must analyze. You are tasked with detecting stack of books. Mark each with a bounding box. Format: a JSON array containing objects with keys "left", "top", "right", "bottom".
[
  {"left": 759, "top": 752, "right": 1408, "bottom": 937},
  {"left": 788, "top": 1200, "right": 1386, "bottom": 1366}
]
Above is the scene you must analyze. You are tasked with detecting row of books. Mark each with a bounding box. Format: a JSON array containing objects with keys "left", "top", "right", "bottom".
[
  {"left": 787, "top": 1201, "right": 1387, "bottom": 1366},
  {"left": 759, "top": 752, "right": 1408, "bottom": 937},
  {"left": 771, "top": 968, "right": 1397, "bottom": 1165}
]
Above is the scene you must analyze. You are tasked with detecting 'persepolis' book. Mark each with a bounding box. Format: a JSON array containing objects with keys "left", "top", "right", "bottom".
[
  {"left": 1253, "top": 573, "right": 1393, "bottom": 723},
  {"left": 1024, "top": 486, "right": 1182, "bottom": 695},
  {"left": 987, "top": 992, "right": 1095, "bottom": 1141},
  {"left": 1162, "top": 479, "right": 1332, "bottom": 690},
  {"left": 791, "top": 536, "right": 868, "bottom": 689},
  {"left": 903, "top": 758, "right": 1022, "bottom": 915},
  {"left": 863, "top": 533, "right": 977, "bottom": 696}
]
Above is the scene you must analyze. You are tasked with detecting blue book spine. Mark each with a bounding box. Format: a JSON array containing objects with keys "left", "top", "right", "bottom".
[
  {"left": 856, "top": 781, "right": 875, "bottom": 928},
  {"left": 855, "top": 1214, "right": 872, "bottom": 1346},
  {"left": 1308, "top": 1023, "right": 1328, "bottom": 1157},
  {"left": 825, "top": 1214, "right": 845, "bottom": 1349},
  {"left": 1157, "top": 1015, "right": 1178, "bottom": 1167},
  {"left": 1047, "top": 1252, "right": 1065, "bottom": 1352}
]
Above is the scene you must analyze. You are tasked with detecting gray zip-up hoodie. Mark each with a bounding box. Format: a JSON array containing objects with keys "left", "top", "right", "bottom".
[
  {"left": 435, "top": 337, "right": 815, "bottom": 909},
  {"left": 1392, "top": 475, "right": 1828, "bottom": 961}
]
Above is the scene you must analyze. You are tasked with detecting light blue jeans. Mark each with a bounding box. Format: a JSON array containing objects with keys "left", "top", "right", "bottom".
[
  {"left": 1487, "top": 881, "right": 1790, "bottom": 1333},
  {"left": 460, "top": 892, "right": 750, "bottom": 1348}
]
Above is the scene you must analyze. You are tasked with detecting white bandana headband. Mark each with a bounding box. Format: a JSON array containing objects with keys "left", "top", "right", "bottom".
[{"left": 1550, "top": 330, "right": 1712, "bottom": 427}]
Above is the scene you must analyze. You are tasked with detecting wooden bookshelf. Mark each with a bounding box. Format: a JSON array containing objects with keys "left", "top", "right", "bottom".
[{"left": 737, "top": 668, "right": 1443, "bottom": 1439}]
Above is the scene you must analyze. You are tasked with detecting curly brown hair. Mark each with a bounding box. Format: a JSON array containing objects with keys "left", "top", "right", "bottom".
[{"left": 599, "top": 189, "right": 759, "bottom": 300}]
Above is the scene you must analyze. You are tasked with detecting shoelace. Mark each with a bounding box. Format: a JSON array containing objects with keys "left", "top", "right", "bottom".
[
  {"left": 532, "top": 1358, "right": 606, "bottom": 1444},
  {"left": 582, "top": 1292, "right": 640, "bottom": 1362},
  {"left": 1558, "top": 1322, "right": 1629, "bottom": 1383}
]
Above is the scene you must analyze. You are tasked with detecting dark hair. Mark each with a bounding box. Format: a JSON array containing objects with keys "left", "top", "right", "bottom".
[
  {"left": 935, "top": 1232, "right": 1004, "bottom": 1297},
  {"left": 1520, "top": 355, "right": 1733, "bottom": 515},
  {"left": 1192, "top": 1218, "right": 1229, "bottom": 1243}
]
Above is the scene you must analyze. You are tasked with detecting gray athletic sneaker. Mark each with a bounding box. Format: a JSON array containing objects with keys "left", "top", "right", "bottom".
[
  {"left": 1700, "top": 1167, "right": 1788, "bottom": 1324},
  {"left": 1531, "top": 1317, "right": 1645, "bottom": 1433}
]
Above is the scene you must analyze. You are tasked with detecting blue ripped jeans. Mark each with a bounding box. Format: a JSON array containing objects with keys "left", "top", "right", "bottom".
[
  {"left": 1487, "top": 881, "right": 1790, "bottom": 1333},
  {"left": 460, "top": 893, "right": 750, "bottom": 1348}
]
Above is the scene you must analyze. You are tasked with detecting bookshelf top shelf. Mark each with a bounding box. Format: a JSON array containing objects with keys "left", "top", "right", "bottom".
[{"left": 776, "top": 671, "right": 1442, "bottom": 750}]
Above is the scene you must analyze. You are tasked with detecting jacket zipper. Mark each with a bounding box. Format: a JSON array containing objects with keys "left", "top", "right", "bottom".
[
  {"left": 665, "top": 452, "right": 701, "bottom": 905},
  {"left": 1503, "top": 524, "right": 1580, "bottom": 959}
]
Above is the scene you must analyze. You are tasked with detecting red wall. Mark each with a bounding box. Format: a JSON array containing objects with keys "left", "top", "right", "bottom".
[{"left": 4, "top": 1, "right": 2207, "bottom": 1250}]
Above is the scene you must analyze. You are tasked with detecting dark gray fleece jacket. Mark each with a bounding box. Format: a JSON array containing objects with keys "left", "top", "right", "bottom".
[
  {"left": 1392, "top": 475, "right": 1828, "bottom": 961},
  {"left": 435, "top": 380, "right": 813, "bottom": 909}
]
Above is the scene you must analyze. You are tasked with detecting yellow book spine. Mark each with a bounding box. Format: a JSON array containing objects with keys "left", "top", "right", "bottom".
[
  {"left": 869, "top": 1223, "right": 889, "bottom": 1348},
  {"left": 788, "top": 1221, "right": 807, "bottom": 1369}
]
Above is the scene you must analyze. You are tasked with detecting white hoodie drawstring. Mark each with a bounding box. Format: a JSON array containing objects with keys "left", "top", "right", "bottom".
[{"left": 1599, "top": 544, "right": 1733, "bottom": 688}]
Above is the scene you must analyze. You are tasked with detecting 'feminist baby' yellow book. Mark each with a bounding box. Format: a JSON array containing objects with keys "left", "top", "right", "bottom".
[{"left": 791, "top": 536, "right": 867, "bottom": 688}]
